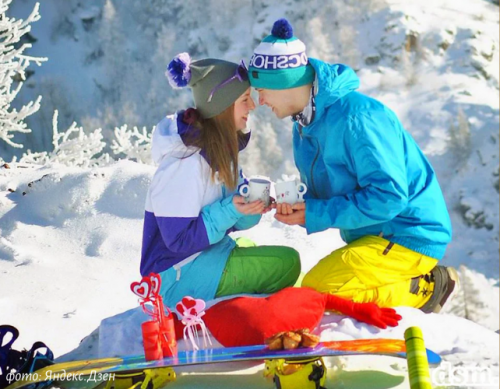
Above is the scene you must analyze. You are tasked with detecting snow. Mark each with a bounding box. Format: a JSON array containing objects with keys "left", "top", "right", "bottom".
[
  {"left": 1, "top": 160, "right": 498, "bottom": 388},
  {"left": 1, "top": 0, "right": 499, "bottom": 388}
]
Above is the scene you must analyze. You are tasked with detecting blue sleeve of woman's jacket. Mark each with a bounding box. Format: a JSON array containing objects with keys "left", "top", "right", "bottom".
[
  {"left": 201, "top": 196, "right": 245, "bottom": 243},
  {"left": 233, "top": 214, "right": 262, "bottom": 230},
  {"left": 305, "top": 110, "right": 409, "bottom": 234}
]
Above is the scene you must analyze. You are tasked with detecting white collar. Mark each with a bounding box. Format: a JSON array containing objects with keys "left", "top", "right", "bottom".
[{"left": 292, "top": 77, "right": 318, "bottom": 127}]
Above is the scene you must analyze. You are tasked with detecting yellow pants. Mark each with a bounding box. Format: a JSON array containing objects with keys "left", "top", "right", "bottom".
[{"left": 302, "top": 236, "right": 438, "bottom": 308}]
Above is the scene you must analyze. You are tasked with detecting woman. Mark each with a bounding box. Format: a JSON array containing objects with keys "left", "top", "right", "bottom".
[{"left": 140, "top": 53, "right": 301, "bottom": 308}]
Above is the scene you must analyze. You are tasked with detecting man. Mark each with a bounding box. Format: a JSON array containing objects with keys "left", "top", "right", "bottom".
[{"left": 249, "top": 18, "right": 458, "bottom": 312}]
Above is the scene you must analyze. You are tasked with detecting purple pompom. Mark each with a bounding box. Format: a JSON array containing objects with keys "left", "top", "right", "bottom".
[
  {"left": 165, "top": 52, "right": 192, "bottom": 89},
  {"left": 271, "top": 18, "right": 294, "bottom": 40}
]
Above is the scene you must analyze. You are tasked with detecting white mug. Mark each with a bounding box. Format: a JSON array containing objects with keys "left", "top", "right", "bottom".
[
  {"left": 275, "top": 181, "right": 307, "bottom": 204},
  {"left": 239, "top": 177, "right": 271, "bottom": 207}
]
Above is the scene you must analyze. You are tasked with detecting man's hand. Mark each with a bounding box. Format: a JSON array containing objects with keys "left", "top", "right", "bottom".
[{"left": 274, "top": 202, "right": 306, "bottom": 225}]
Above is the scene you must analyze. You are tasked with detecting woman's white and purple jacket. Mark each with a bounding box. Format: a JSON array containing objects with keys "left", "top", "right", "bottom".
[{"left": 140, "top": 110, "right": 260, "bottom": 307}]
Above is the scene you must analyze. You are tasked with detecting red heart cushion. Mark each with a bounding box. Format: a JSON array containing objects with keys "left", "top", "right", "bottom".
[{"left": 203, "top": 287, "right": 327, "bottom": 347}]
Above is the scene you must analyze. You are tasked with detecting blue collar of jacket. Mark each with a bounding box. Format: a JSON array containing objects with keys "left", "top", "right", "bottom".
[
  {"left": 176, "top": 110, "right": 251, "bottom": 164},
  {"left": 296, "top": 59, "right": 360, "bottom": 134}
]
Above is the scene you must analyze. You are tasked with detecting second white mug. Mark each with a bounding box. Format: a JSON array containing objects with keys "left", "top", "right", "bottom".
[{"left": 275, "top": 181, "right": 307, "bottom": 204}]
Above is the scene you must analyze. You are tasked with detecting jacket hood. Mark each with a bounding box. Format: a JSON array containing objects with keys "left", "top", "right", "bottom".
[
  {"left": 151, "top": 112, "right": 190, "bottom": 165},
  {"left": 308, "top": 59, "right": 360, "bottom": 122},
  {"left": 151, "top": 110, "right": 251, "bottom": 165}
]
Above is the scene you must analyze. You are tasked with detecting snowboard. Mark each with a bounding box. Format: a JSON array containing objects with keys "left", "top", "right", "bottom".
[{"left": 5, "top": 338, "right": 441, "bottom": 389}]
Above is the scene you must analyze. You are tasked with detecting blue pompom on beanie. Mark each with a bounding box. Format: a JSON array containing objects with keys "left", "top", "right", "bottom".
[
  {"left": 271, "top": 18, "right": 294, "bottom": 39},
  {"left": 165, "top": 52, "right": 192, "bottom": 88}
]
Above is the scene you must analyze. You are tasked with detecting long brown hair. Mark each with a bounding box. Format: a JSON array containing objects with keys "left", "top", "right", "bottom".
[{"left": 183, "top": 105, "right": 245, "bottom": 190}]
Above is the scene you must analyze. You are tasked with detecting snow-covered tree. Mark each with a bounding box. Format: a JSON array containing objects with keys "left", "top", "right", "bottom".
[
  {"left": 442, "top": 265, "right": 499, "bottom": 332},
  {"left": 20, "top": 110, "right": 109, "bottom": 168},
  {"left": 0, "top": 0, "right": 47, "bottom": 151},
  {"left": 449, "top": 107, "right": 472, "bottom": 161}
]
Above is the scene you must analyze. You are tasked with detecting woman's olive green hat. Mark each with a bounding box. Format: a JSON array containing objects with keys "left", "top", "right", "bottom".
[{"left": 166, "top": 53, "right": 249, "bottom": 118}]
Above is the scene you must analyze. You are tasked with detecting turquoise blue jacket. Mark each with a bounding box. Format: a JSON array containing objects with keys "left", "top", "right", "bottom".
[{"left": 294, "top": 59, "right": 452, "bottom": 259}]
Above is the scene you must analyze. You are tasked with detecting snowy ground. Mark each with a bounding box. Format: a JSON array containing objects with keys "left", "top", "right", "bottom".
[
  {"left": 1, "top": 0, "right": 499, "bottom": 388},
  {"left": 1, "top": 161, "right": 498, "bottom": 388}
]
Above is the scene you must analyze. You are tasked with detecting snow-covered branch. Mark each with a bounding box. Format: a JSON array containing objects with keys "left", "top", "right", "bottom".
[
  {"left": 20, "top": 110, "right": 109, "bottom": 168},
  {"left": 111, "top": 124, "right": 153, "bottom": 164},
  {"left": 18, "top": 110, "right": 156, "bottom": 168},
  {"left": 0, "top": 0, "right": 47, "bottom": 148}
]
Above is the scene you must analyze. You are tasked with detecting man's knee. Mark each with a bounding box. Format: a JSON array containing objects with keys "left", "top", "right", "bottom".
[{"left": 302, "top": 248, "right": 355, "bottom": 292}]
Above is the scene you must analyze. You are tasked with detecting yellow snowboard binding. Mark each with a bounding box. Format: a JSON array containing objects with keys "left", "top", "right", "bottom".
[
  {"left": 264, "top": 357, "right": 327, "bottom": 389},
  {"left": 102, "top": 367, "right": 175, "bottom": 389}
]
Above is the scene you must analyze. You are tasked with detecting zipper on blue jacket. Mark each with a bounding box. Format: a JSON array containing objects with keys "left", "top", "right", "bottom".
[
  {"left": 299, "top": 124, "right": 319, "bottom": 198},
  {"left": 298, "top": 123, "right": 319, "bottom": 198},
  {"left": 309, "top": 138, "right": 320, "bottom": 198}
]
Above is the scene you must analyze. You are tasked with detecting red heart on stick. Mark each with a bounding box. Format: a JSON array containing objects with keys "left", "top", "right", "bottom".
[
  {"left": 130, "top": 279, "right": 151, "bottom": 299},
  {"left": 149, "top": 273, "right": 161, "bottom": 295}
]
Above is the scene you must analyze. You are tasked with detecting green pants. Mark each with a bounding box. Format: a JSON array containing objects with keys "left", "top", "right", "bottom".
[{"left": 215, "top": 245, "right": 301, "bottom": 297}]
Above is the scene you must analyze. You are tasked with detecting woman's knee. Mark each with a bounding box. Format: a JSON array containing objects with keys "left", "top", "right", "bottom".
[
  {"left": 279, "top": 246, "right": 301, "bottom": 285},
  {"left": 280, "top": 246, "right": 300, "bottom": 269}
]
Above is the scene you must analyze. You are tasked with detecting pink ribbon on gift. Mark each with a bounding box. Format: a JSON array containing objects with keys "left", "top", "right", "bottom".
[{"left": 175, "top": 296, "right": 212, "bottom": 351}]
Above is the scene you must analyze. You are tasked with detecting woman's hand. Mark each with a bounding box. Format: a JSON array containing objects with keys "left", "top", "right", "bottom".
[
  {"left": 262, "top": 197, "right": 276, "bottom": 214},
  {"left": 232, "top": 195, "right": 265, "bottom": 215}
]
